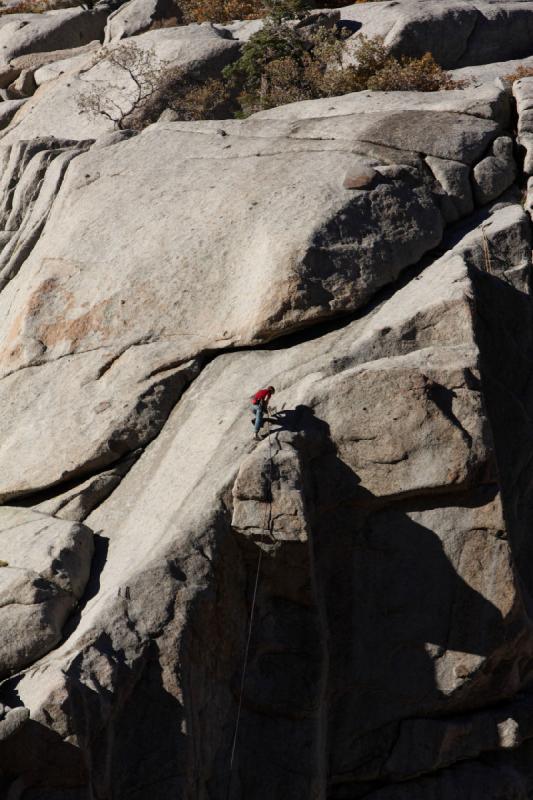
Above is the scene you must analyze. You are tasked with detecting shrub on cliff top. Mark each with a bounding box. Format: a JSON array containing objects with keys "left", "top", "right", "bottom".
[
  {"left": 504, "top": 65, "right": 533, "bottom": 84},
  {"left": 180, "top": 0, "right": 262, "bottom": 22},
  {"left": 180, "top": 0, "right": 313, "bottom": 23},
  {"left": 367, "top": 51, "right": 462, "bottom": 91},
  {"left": 77, "top": 43, "right": 235, "bottom": 129},
  {"left": 77, "top": 32, "right": 464, "bottom": 129},
  {"left": 0, "top": 0, "right": 49, "bottom": 12},
  {"left": 224, "top": 30, "right": 465, "bottom": 115}
]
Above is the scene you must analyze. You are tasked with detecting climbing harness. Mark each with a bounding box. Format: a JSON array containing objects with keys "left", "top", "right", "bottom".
[{"left": 225, "top": 418, "right": 275, "bottom": 799}]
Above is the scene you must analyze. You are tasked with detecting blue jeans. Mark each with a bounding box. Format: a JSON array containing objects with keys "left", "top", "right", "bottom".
[{"left": 252, "top": 402, "right": 264, "bottom": 433}]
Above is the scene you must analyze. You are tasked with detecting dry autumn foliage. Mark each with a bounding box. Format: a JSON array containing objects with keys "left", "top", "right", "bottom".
[
  {"left": 367, "top": 52, "right": 463, "bottom": 91},
  {"left": 180, "top": 0, "right": 319, "bottom": 24},
  {"left": 77, "top": 30, "right": 465, "bottom": 129},
  {"left": 180, "top": 0, "right": 263, "bottom": 22},
  {"left": 0, "top": 0, "right": 50, "bottom": 12},
  {"left": 504, "top": 65, "right": 533, "bottom": 83},
  {"left": 223, "top": 29, "right": 466, "bottom": 115},
  {"left": 77, "top": 43, "right": 234, "bottom": 129}
]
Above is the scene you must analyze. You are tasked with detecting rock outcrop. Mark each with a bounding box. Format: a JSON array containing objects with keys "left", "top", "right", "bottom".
[
  {"left": 341, "top": 0, "right": 533, "bottom": 69},
  {"left": 0, "top": 1, "right": 533, "bottom": 799},
  {"left": 0, "top": 7, "right": 109, "bottom": 68},
  {"left": 104, "top": 0, "right": 184, "bottom": 42},
  {"left": 0, "top": 507, "right": 93, "bottom": 677}
]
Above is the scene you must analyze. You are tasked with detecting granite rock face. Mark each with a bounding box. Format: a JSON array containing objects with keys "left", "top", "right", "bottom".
[
  {"left": 104, "top": 0, "right": 184, "bottom": 42},
  {"left": 515, "top": 75, "right": 533, "bottom": 171},
  {"left": 0, "top": 86, "right": 514, "bottom": 500},
  {"left": 0, "top": 507, "right": 93, "bottom": 677},
  {"left": 472, "top": 135, "right": 517, "bottom": 205},
  {"left": 0, "top": 2, "right": 533, "bottom": 799},
  {"left": 340, "top": 0, "right": 533, "bottom": 69},
  {"left": 4, "top": 201, "right": 533, "bottom": 798}
]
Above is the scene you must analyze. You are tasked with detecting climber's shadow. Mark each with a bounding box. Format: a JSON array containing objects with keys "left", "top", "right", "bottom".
[
  {"left": 268, "top": 404, "right": 328, "bottom": 435},
  {"left": 307, "top": 422, "right": 510, "bottom": 780}
]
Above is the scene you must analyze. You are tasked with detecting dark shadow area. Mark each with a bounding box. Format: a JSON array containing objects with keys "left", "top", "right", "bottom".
[
  {"left": 225, "top": 405, "right": 513, "bottom": 798},
  {"left": 425, "top": 381, "right": 474, "bottom": 447},
  {"left": 0, "top": 676, "right": 26, "bottom": 713},
  {"left": 69, "top": 637, "right": 190, "bottom": 800},
  {"left": 267, "top": 404, "right": 327, "bottom": 435},
  {"left": 470, "top": 266, "right": 533, "bottom": 607},
  {"left": 0, "top": 635, "right": 191, "bottom": 800},
  {"left": 4, "top": 450, "right": 141, "bottom": 515},
  {"left": 0, "top": 719, "right": 87, "bottom": 797},
  {"left": 337, "top": 19, "right": 363, "bottom": 34}
]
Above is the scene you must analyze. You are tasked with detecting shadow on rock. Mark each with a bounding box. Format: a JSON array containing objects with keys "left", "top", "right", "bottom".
[{"left": 228, "top": 404, "right": 517, "bottom": 797}]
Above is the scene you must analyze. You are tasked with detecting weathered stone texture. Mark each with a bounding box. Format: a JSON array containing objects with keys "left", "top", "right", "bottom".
[
  {"left": 0, "top": 6, "right": 531, "bottom": 799},
  {"left": 0, "top": 7, "right": 109, "bottom": 66},
  {"left": 341, "top": 0, "right": 533, "bottom": 69}
]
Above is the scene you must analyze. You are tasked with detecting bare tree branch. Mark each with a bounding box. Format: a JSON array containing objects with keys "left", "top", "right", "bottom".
[{"left": 77, "top": 42, "right": 172, "bottom": 130}]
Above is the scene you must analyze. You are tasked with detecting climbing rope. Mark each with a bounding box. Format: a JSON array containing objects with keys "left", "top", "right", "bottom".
[
  {"left": 225, "top": 416, "right": 275, "bottom": 799},
  {"left": 481, "top": 225, "right": 493, "bottom": 275},
  {"left": 480, "top": 224, "right": 514, "bottom": 286}
]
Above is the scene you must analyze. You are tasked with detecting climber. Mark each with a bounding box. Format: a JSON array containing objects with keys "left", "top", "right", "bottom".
[{"left": 250, "top": 386, "right": 275, "bottom": 440}]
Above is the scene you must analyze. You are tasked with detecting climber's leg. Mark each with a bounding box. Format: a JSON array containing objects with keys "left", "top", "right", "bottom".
[{"left": 252, "top": 403, "right": 264, "bottom": 435}]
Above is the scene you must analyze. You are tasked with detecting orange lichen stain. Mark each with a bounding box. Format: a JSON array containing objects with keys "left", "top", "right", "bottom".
[
  {"left": 26, "top": 277, "right": 61, "bottom": 317},
  {"left": 3, "top": 278, "right": 68, "bottom": 352},
  {"left": 0, "top": 275, "right": 115, "bottom": 366},
  {"left": 39, "top": 298, "right": 111, "bottom": 349}
]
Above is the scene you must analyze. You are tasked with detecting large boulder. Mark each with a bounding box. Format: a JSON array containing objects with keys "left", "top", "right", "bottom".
[
  {"left": 340, "top": 0, "right": 533, "bottom": 70},
  {"left": 472, "top": 135, "right": 517, "bottom": 205},
  {"left": 250, "top": 81, "right": 510, "bottom": 131},
  {"left": 0, "top": 507, "right": 93, "bottom": 677},
  {"left": 8, "top": 40, "right": 101, "bottom": 88},
  {"left": 512, "top": 75, "right": 533, "bottom": 215},
  {"left": 514, "top": 75, "right": 533, "bottom": 172},
  {"left": 11, "top": 39, "right": 101, "bottom": 73},
  {"left": 33, "top": 46, "right": 100, "bottom": 86},
  {"left": 0, "top": 7, "right": 109, "bottom": 67},
  {"left": 104, "top": 0, "right": 183, "bottom": 43}
]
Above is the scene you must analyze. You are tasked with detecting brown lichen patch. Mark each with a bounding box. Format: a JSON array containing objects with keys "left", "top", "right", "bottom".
[
  {"left": 38, "top": 298, "right": 112, "bottom": 350},
  {"left": 0, "top": 278, "right": 73, "bottom": 365},
  {"left": 26, "top": 277, "right": 62, "bottom": 318}
]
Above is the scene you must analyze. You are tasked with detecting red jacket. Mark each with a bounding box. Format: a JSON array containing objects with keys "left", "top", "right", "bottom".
[{"left": 251, "top": 388, "right": 273, "bottom": 405}]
